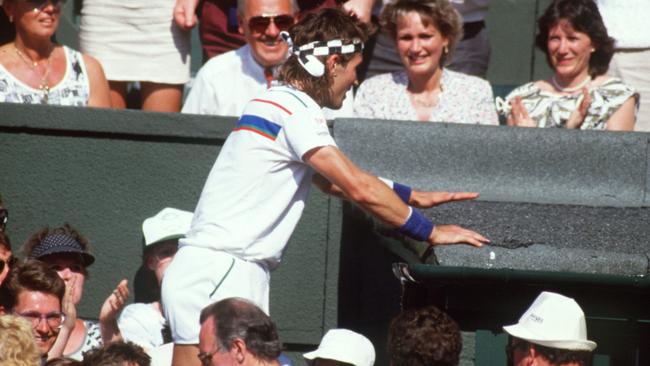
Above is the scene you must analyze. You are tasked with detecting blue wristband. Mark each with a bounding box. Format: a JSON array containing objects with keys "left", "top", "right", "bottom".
[
  {"left": 393, "top": 182, "right": 412, "bottom": 204},
  {"left": 398, "top": 209, "right": 434, "bottom": 242}
]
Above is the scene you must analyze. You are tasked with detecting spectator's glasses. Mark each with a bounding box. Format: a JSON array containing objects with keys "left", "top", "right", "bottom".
[
  {"left": 505, "top": 340, "right": 529, "bottom": 366},
  {"left": 248, "top": 14, "right": 294, "bottom": 34},
  {"left": 15, "top": 311, "right": 65, "bottom": 329},
  {"left": 0, "top": 208, "right": 7, "bottom": 232},
  {"left": 0, "top": 256, "right": 17, "bottom": 273},
  {"left": 24, "top": 0, "right": 66, "bottom": 11},
  {"left": 197, "top": 346, "right": 221, "bottom": 366}
]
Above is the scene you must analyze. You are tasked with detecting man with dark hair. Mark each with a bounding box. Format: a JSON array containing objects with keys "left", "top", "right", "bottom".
[
  {"left": 162, "top": 8, "right": 488, "bottom": 366},
  {"left": 81, "top": 341, "right": 151, "bottom": 366},
  {"left": 198, "top": 297, "right": 282, "bottom": 366},
  {"left": 388, "top": 306, "right": 462, "bottom": 366},
  {"left": 503, "top": 292, "right": 596, "bottom": 366},
  {"left": 0, "top": 260, "right": 67, "bottom": 361}
]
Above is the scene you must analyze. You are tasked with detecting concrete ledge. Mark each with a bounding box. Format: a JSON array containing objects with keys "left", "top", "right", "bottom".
[
  {"left": 434, "top": 245, "right": 647, "bottom": 276},
  {"left": 334, "top": 118, "right": 650, "bottom": 207},
  {"left": 0, "top": 102, "right": 235, "bottom": 140}
]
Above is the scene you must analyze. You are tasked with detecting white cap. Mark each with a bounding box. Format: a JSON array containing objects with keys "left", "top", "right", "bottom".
[
  {"left": 142, "top": 208, "right": 193, "bottom": 247},
  {"left": 503, "top": 291, "right": 597, "bottom": 351},
  {"left": 303, "top": 329, "right": 375, "bottom": 366}
]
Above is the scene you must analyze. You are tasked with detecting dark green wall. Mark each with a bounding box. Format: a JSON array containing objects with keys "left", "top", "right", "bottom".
[{"left": 0, "top": 104, "right": 339, "bottom": 357}]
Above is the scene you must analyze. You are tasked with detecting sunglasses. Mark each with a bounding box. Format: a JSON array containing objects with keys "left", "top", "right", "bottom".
[
  {"left": 25, "top": 0, "right": 66, "bottom": 11},
  {"left": 248, "top": 14, "right": 294, "bottom": 34}
]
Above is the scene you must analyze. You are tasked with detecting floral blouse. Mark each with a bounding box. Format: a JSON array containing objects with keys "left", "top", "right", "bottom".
[
  {"left": 0, "top": 46, "right": 90, "bottom": 106},
  {"left": 501, "top": 77, "right": 638, "bottom": 130},
  {"left": 354, "top": 68, "right": 498, "bottom": 125}
]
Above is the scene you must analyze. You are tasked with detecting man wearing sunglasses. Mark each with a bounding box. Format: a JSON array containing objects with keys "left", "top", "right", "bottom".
[
  {"left": 182, "top": 0, "right": 354, "bottom": 119},
  {"left": 0, "top": 260, "right": 67, "bottom": 362}
]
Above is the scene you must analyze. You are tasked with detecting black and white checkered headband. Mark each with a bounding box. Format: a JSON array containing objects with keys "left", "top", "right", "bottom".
[{"left": 280, "top": 31, "right": 364, "bottom": 77}]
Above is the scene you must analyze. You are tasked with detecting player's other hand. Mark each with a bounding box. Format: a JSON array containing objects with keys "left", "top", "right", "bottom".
[{"left": 428, "top": 224, "right": 489, "bottom": 247}]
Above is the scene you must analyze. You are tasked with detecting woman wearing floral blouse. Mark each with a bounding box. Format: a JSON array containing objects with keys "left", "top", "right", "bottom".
[
  {"left": 499, "top": 0, "right": 637, "bottom": 130},
  {"left": 354, "top": 0, "right": 498, "bottom": 125}
]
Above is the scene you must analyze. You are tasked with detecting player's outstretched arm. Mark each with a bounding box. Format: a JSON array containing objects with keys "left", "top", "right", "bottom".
[
  {"left": 305, "top": 146, "right": 489, "bottom": 247},
  {"left": 409, "top": 191, "right": 479, "bottom": 209}
]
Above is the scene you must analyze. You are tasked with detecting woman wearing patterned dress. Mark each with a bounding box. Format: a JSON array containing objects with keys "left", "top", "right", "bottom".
[
  {"left": 0, "top": 0, "right": 110, "bottom": 106},
  {"left": 499, "top": 0, "right": 637, "bottom": 130},
  {"left": 354, "top": 0, "right": 498, "bottom": 125}
]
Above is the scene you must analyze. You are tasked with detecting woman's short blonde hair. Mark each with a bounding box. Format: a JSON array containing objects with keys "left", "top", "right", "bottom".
[
  {"left": 380, "top": 0, "right": 463, "bottom": 66},
  {"left": 0, "top": 315, "right": 41, "bottom": 366}
]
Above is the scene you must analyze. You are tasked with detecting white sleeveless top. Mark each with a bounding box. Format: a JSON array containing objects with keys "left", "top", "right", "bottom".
[{"left": 0, "top": 46, "right": 90, "bottom": 106}]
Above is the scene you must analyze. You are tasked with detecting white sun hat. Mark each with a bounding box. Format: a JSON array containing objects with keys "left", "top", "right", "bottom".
[
  {"left": 303, "top": 329, "right": 375, "bottom": 366},
  {"left": 142, "top": 207, "right": 193, "bottom": 247},
  {"left": 503, "top": 291, "right": 597, "bottom": 351}
]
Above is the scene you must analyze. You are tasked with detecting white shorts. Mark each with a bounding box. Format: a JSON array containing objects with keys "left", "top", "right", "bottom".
[{"left": 160, "top": 246, "right": 270, "bottom": 344}]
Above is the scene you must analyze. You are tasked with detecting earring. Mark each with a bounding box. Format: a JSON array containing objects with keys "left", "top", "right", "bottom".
[
  {"left": 443, "top": 46, "right": 448, "bottom": 54},
  {"left": 9, "top": 15, "right": 13, "bottom": 23}
]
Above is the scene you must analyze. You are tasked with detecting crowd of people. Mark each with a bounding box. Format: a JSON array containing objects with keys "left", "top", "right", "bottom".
[
  {"left": 0, "top": 0, "right": 636, "bottom": 365},
  {"left": 0, "top": 0, "right": 647, "bottom": 131},
  {"left": 0, "top": 199, "right": 599, "bottom": 366}
]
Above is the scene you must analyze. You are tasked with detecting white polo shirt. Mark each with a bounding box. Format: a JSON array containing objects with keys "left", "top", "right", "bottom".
[{"left": 180, "top": 85, "right": 336, "bottom": 269}]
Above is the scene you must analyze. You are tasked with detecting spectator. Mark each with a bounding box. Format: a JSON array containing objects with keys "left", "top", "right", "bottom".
[
  {"left": 354, "top": 0, "right": 498, "bottom": 125},
  {"left": 0, "top": 260, "right": 66, "bottom": 362},
  {"left": 361, "top": 0, "right": 490, "bottom": 80},
  {"left": 0, "top": 203, "right": 15, "bottom": 285},
  {"left": 81, "top": 341, "right": 151, "bottom": 366},
  {"left": 79, "top": 1, "right": 190, "bottom": 112},
  {"left": 0, "top": 195, "right": 14, "bottom": 286},
  {"left": 118, "top": 208, "right": 193, "bottom": 350},
  {"left": 165, "top": 8, "right": 487, "bottom": 366},
  {"left": 181, "top": 0, "right": 354, "bottom": 119},
  {"left": 0, "top": 315, "right": 42, "bottom": 366},
  {"left": 198, "top": 297, "right": 282, "bottom": 366},
  {"left": 503, "top": 291, "right": 596, "bottom": 366},
  {"left": 499, "top": 0, "right": 637, "bottom": 131},
  {"left": 23, "top": 224, "right": 129, "bottom": 360},
  {"left": 597, "top": 0, "right": 650, "bottom": 132},
  {"left": 303, "top": 329, "right": 375, "bottom": 366},
  {"left": 0, "top": 231, "right": 14, "bottom": 285},
  {"left": 388, "top": 305, "right": 461, "bottom": 366},
  {"left": 173, "top": 0, "right": 346, "bottom": 63},
  {"left": 0, "top": 0, "right": 110, "bottom": 106}
]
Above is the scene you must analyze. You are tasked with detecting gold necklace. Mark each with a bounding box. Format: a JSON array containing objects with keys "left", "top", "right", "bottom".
[{"left": 14, "top": 45, "right": 53, "bottom": 103}]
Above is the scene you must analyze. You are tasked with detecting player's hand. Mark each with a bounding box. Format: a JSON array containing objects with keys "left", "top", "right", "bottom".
[
  {"left": 508, "top": 96, "right": 536, "bottom": 127},
  {"left": 410, "top": 191, "right": 479, "bottom": 209},
  {"left": 173, "top": 0, "right": 199, "bottom": 30},
  {"left": 428, "top": 224, "right": 489, "bottom": 247}
]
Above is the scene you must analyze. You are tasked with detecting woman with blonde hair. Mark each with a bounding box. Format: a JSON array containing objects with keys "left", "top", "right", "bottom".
[
  {"left": 0, "top": 315, "right": 42, "bottom": 366},
  {"left": 354, "top": 0, "right": 497, "bottom": 125}
]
